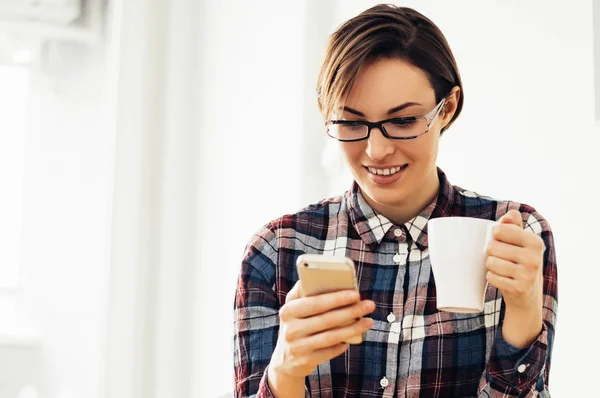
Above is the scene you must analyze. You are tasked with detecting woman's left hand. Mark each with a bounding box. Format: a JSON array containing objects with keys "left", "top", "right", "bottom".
[{"left": 485, "top": 210, "right": 545, "bottom": 312}]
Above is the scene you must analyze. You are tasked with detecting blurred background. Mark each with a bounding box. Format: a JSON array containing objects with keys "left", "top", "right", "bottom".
[{"left": 0, "top": 0, "right": 598, "bottom": 397}]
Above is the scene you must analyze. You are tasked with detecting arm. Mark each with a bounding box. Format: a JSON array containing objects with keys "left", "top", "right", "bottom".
[
  {"left": 478, "top": 210, "right": 558, "bottom": 397},
  {"left": 233, "top": 225, "right": 375, "bottom": 397},
  {"left": 233, "top": 225, "right": 284, "bottom": 397}
]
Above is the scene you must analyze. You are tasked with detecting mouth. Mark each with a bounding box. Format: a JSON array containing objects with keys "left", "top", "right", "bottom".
[
  {"left": 364, "top": 164, "right": 408, "bottom": 185},
  {"left": 366, "top": 165, "right": 408, "bottom": 176}
]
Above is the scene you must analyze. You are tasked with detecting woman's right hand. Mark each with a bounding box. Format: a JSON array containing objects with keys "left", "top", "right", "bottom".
[{"left": 267, "top": 281, "right": 376, "bottom": 390}]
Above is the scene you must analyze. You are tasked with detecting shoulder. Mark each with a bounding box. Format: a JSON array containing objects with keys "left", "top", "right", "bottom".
[
  {"left": 451, "top": 183, "right": 553, "bottom": 235},
  {"left": 242, "top": 193, "right": 347, "bottom": 265},
  {"left": 271, "top": 193, "right": 346, "bottom": 232}
]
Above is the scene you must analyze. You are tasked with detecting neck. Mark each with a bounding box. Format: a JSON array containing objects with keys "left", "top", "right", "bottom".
[{"left": 364, "top": 167, "right": 440, "bottom": 225}]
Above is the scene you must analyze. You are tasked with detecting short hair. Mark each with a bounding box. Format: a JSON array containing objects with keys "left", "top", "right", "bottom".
[{"left": 317, "top": 4, "right": 464, "bottom": 132}]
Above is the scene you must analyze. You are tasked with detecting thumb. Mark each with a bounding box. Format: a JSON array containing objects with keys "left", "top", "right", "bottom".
[
  {"left": 499, "top": 209, "right": 523, "bottom": 229},
  {"left": 286, "top": 280, "right": 304, "bottom": 303}
]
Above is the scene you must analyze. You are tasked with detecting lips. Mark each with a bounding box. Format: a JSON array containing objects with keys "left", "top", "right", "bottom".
[{"left": 364, "top": 164, "right": 408, "bottom": 185}]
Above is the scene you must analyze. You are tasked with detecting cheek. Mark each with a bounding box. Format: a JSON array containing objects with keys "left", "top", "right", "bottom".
[
  {"left": 403, "top": 135, "right": 439, "bottom": 163},
  {"left": 339, "top": 143, "right": 364, "bottom": 164}
]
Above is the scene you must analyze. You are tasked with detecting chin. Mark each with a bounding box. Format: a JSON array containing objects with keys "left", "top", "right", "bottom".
[
  {"left": 357, "top": 177, "right": 404, "bottom": 204},
  {"left": 367, "top": 187, "right": 407, "bottom": 207}
]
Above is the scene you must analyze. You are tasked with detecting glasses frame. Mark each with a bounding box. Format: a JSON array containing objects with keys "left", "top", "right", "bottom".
[{"left": 325, "top": 97, "right": 447, "bottom": 142}]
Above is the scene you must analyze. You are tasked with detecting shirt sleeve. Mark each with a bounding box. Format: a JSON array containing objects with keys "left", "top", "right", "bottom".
[
  {"left": 233, "top": 224, "right": 281, "bottom": 397},
  {"left": 478, "top": 209, "right": 558, "bottom": 397}
]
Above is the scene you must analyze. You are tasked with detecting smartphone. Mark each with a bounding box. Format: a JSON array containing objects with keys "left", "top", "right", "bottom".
[{"left": 295, "top": 254, "right": 364, "bottom": 344}]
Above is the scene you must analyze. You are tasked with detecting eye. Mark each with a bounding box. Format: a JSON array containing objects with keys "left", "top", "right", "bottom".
[
  {"left": 340, "top": 121, "right": 364, "bottom": 130},
  {"left": 389, "top": 118, "right": 416, "bottom": 128}
]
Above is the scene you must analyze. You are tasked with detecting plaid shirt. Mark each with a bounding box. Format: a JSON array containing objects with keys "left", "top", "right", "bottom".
[{"left": 234, "top": 169, "right": 558, "bottom": 397}]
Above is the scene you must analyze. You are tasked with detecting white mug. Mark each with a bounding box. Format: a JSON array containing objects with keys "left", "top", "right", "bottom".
[{"left": 427, "top": 217, "right": 497, "bottom": 313}]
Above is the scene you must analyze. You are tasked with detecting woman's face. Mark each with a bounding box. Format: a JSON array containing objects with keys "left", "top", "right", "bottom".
[{"left": 337, "top": 57, "right": 458, "bottom": 211}]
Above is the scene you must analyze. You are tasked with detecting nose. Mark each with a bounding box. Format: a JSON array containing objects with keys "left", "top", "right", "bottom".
[{"left": 365, "top": 126, "right": 395, "bottom": 161}]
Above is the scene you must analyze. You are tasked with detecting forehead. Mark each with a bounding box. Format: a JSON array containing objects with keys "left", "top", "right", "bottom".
[{"left": 344, "top": 58, "right": 435, "bottom": 116}]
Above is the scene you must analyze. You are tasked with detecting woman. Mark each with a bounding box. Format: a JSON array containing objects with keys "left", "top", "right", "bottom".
[{"left": 234, "top": 4, "right": 557, "bottom": 397}]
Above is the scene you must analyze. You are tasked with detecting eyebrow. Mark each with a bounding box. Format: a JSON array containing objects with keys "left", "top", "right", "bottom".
[{"left": 342, "top": 102, "right": 422, "bottom": 117}]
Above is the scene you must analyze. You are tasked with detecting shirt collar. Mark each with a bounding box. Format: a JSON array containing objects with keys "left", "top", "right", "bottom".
[{"left": 346, "top": 168, "right": 456, "bottom": 250}]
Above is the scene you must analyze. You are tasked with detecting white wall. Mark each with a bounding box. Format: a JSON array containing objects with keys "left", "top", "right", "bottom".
[
  {"left": 18, "top": 41, "right": 111, "bottom": 398},
  {"left": 331, "top": 0, "right": 600, "bottom": 396},
  {"left": 193, "top": 1, "right": 315, "bottom": 395}
]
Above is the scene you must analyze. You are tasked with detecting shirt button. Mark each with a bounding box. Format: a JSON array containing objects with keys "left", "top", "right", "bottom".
[
  {"left": 386, "top": 313, "right": 396, "bottom": 323},
  {"left": 393, "top": 254, "right": 402, "bottom": 263},
  {"left": 394, "top": 229, "right": 402, "bottom": 237},
  {"left": 380, "top": 376, "right": 389, "bottom": 388},
  {"left": 517, "top": 364, "right": 528, "bottom": 373}
]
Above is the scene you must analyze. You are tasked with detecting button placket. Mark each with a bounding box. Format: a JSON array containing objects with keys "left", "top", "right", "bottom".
[
  {"left": 517, "top": 364, "right": 528, "bottom": 373},
  {"left": 380, "top": 376, "right": 389, "bottom": 388},
  {"left": 394, "top": 242, "right": 409, "bottom": 264}
]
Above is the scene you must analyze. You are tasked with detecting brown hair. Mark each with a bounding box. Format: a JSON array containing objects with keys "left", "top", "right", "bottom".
[{"left": 317, "top": 4, "right": 464, "bottom": 132}]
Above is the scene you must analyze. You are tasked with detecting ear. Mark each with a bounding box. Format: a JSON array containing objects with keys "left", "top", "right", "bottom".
[{"left": 440, "top": 86, "right": 461, "bottom": 129}]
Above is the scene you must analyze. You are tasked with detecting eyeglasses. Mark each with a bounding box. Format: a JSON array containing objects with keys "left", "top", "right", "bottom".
[{"left": 325, "top": 98, "right": 446, "bottom": 142}]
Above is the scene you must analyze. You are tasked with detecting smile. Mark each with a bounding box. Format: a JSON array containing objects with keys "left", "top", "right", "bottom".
[{"left": 366, "top": 165, "right": 407, "bottom": 176}]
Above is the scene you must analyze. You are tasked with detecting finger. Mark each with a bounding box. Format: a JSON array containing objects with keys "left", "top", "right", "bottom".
[
  {"left": 310, "top": 343, "right": 350, "bottom": 365},
  {"left": 287, "top": 299, "right": 375, "bottom": 340},
  {"left": 485, "top": 255, "right": 517, "bottom": 279},
  {"left": 486, "top": 270, "right": 518, "bottom": 292},
  {"left": 486, "top": 239, "right": 529, "bottom": 265},
  {"left": 286, "top": 281, "right": 304, "bottom": 303},
  {"left": 492, "top": 223, "right": 527, "bottom": 247},
  {"left": 291, "top": 317, "right": 373, "bottom": 354},
  {"left": 499, "top": 210, "right": 523, "bottom": 229},
  {"left": 280, "top": 289, "right": 360, "bottom": 321},
  {"left": 524, "top": 232, "right": 546, "bottom": 254}
]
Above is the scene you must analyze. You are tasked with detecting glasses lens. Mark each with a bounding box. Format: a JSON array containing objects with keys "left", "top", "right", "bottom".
[
  {"left": 327, "top": 122, "right": 368, "bottom": 141},
  {"left": 382, "top": 118, "right": 428, "bottom": 138}
]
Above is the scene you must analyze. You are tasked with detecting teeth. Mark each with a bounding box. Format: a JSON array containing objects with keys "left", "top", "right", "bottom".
[{"left": 368, "top": 166, "right": 405, "bottom": 176}]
